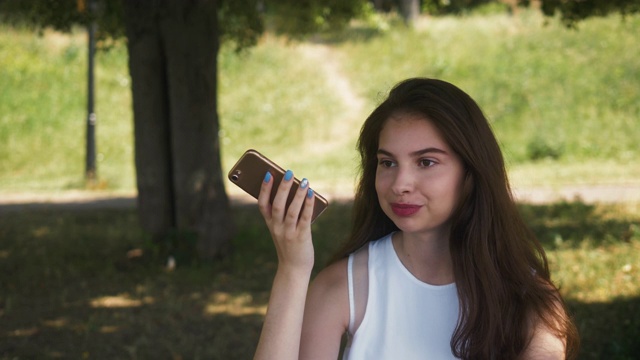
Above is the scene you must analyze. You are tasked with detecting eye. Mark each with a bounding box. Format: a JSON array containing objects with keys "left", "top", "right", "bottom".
[
  {"left": 419, "top": 158, "right": 436, "bottom": 167},
  {"left": 378, "top": 159, "right": 396, "bottom": 168}
]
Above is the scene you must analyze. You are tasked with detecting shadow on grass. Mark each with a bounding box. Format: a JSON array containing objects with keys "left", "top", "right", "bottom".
[
  {"left": 0, "top": 199, "right": 638, "bottom": 358},
  {"left": 518, "top": 200, "right": 639, "bottom": 249},
  {"left": 568, "top": 297, "right": 640, "bottom": 360}
]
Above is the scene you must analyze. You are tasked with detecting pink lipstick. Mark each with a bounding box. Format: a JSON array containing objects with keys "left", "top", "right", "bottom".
[{"left": 391, "top": 203, "right": 422, "bottom": 217}]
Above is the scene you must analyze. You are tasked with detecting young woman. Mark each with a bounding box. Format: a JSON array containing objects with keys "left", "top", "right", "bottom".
[{"left": 254, "top": 78, "right": 579, "bottom": 359}]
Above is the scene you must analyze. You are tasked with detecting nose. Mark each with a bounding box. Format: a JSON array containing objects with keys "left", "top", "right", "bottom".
[{"left": 391, "top": 166, "right": 415, "bottom": 195}]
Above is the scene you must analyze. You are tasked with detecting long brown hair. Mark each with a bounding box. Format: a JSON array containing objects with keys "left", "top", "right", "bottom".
[{"left": 334, "top": 78, "right": 579, "bottom": 359}]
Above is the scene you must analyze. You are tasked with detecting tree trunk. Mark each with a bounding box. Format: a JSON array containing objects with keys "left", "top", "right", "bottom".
[
  {"left": 123, "top": 0, "right": 233, "bottom": 260},
  {"left": 398, "top": 0, "right": 419, "bottom": 25}
]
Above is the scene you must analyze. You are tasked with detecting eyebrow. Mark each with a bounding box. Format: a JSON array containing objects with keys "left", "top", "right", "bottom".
[{"left": 377, "top": 147, "right": 449, "bottom": 157}]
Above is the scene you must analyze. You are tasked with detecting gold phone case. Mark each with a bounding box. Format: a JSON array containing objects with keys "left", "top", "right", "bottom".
[{"left": 228, "top": 149, "right": 329, "bottom": 222}]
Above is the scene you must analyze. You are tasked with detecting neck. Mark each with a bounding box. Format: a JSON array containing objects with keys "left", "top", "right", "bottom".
[{"left": 392, "top": 231, "right": 454, "bottom": 285}]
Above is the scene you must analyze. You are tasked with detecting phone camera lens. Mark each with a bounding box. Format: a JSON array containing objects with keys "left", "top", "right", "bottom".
[{"left": 231, "top": 170, "right": 241, "bottom": 182}]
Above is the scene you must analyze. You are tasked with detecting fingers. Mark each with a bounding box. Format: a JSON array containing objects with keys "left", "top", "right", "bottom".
[
  {"left": 299, "top": 187, "right": 316, "bottom": 226},
  {"left": 271, "top": 170, "right": 295, "bottom": 222},
  {"left": 259, "top": 169, "right": 314, "bottom": 227},
  {"left": 260, "top": 170, "right": 316, "bottom": 272},
  {"left": 258, "top": 171, "right": 274, "bottom": 221},
  {"left": 284, "top": 177, "right": 311, "bottom": 226}
]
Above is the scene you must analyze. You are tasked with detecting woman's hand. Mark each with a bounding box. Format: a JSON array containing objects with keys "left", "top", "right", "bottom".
[
  {"left": 254, "top": 170, "right": 317, "bottom": 360},
  {"left": 258, "top": 170, "right": 316, "bottom": 274}
]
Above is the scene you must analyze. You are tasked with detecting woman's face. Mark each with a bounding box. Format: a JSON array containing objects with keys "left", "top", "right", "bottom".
[{"left": 375, "top": 113, "right": 465, "bottom": 238}]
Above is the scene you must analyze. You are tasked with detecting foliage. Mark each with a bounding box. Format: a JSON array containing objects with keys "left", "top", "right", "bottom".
[
  {"left": 218, "top": 0, "right": 264, "bottom": 50},
  {"left": 537, "top": 0, "right": 640, "bottom": 26},
  {"left": 267, "top": 0, "right": 366, "bottom": 36},
  {"left": 0, "top": 0, "right": 367, "bottom": 49},
  {"left": 427, "top": 0, "right": 496, "bottom": 14},
  {"left": 526, "top": 136, "right": 564, "bottom": 161},
  {"left": 3, "top": 0, "right": 639, "bottom": 43},
  {"left": 0, "top": 0, "right": 124, "bottom": 40}
]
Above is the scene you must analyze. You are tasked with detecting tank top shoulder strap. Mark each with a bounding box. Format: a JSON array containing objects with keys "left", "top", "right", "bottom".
[{"left": 346, "top": 243, "right": 370, "bottom": 335}]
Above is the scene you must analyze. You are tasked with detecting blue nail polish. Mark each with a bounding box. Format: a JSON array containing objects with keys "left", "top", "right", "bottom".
[
  {"left": 264, "top": 171, "right": 272, "bottom": 183},
  {"left": 300, "top": 178, "right": 309, "bottom": 189},
  {"left": 284, "top": 170, "right": 293, "bottom": 181},
  {"left": 307, "top": 188, "right": 314, "bottom": 198}
]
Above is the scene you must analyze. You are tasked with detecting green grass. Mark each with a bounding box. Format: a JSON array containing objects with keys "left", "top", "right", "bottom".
[
  {"left": 218, "top": 35, "right": 361, "bottom": 191},
  {"left": 0, "top": 201, "right": 638, "bottom": 358},
  {"left": 0, "top": 27, "right": 134, "bottom": 192},
  {"left": 335, "top": 11, "right": 640, "bottom": 186},
  {"left": 1, "top": 10, "right": 639, "bottom": 193}
]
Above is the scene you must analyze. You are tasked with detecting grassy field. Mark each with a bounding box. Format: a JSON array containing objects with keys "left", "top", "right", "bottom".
[
  {"left": 1, "top": 10, "right": 639, "bottom": 194},
  {"left": 0, "top": 201, "right": 639, "bottom": 359},
  {"left": 0, "top": 27, "right": 134, "bottom": 192},
  {"left": 1, "top": 9, "right": 639, "bottom": 359},
  {"left": 332, "top": 11, "right": 640, "bottom": 187}
]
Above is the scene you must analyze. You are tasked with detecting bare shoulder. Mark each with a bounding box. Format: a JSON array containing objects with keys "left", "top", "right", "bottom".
[
  {"left": 312, "top": 259, "right": 349, "bottom": 290},
  {"left": 307, "top": 258, "right": 349, "bottom": 315},
  {"left": 299, "top": 259, "right": 350, "bottom": 359},
  {"left": 522, "top": 321, "right": 566, "bottom": 360},
  {"left": 522, "top": 282, "right": 569, "bottom": 360}
]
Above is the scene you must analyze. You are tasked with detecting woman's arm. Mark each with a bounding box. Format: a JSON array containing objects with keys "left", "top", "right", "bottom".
[
  {"left": 254, "top": 265, "right": 313, "bottom": 360},
  {"left": 521, "top": 286, "right": 569, "bottom": 360},
  {"left": 254, "top": 170, "right": 316, "bottom": 360},
  {"left": 300, "top": 259, "right": 350, "bottom": 359},
  {"left": 257, "top": 259, "right": 349, "bottom": 360},
  {"left": 521, "top": 323, "right": 565, "bottom": 360}
]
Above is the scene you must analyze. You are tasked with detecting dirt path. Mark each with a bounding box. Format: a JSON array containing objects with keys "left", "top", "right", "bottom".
[
  {"left": 1, "top": 184, "right": 639, "bottom": 215},
  {"left": 512, "top": 184, "right": 640, "bottom": 204},
  {"left": 296, "top": 43, "right": 366, "bottom": 154}
]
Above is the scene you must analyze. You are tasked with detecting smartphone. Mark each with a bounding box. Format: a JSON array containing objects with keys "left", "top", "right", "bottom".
[{"left": 228, "top": 149, "right": 329, "bottom": 223}]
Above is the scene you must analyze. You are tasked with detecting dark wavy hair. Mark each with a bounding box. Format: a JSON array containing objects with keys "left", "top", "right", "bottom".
[{"left": 333, "top": 78, "right": 579, "bottom": 359}]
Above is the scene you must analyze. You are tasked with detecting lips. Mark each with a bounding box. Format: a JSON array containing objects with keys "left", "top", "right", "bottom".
[{"left": 390, "top": 203, "right": 422, "bottom": 217}]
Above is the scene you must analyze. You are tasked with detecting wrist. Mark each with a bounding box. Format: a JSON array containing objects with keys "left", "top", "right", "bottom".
[{"left": 275, "top": 263, "right": 313, "bottom": 282}]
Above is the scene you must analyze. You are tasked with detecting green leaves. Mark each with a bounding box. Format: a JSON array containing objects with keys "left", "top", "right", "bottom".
[{"left": 538, "top": 0, "right": 640, "bottom": 26}]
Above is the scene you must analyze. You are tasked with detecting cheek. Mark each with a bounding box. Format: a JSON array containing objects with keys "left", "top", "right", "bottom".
[
  {"left": 374, "top": 169, "right": 391, "bottom": 195},
  {"left": 374, "top": 175, "right": 383, "bottom": 197}
]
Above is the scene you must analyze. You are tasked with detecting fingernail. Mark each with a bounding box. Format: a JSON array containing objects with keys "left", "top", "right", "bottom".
[
  {"left": 284, "top": 170, "right": 293, "bottom": 181},
  {"left": 300, "top": 178, "right": 309, "bottom": 189},
  {"left": 264, "top": 171, "right": 272, "bottom": 183},
  {"left": 307, "top": 188, "right": 314, "bottom": 198}
]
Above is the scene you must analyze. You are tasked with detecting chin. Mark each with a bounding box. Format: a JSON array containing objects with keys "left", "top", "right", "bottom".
[
  {"left": 390, "top": 217, "right": 425, "bottom": 233},
  {"left": 390, "top": 216, "right": 450, "bottom": 237}
]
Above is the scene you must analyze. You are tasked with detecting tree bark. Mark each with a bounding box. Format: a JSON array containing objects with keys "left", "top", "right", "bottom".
[
  {"left": 123, "top": 0, "right": 233, "bottom": 260},
  {"left": 398, "top": 0, "right": 419, "bottom": 25}
]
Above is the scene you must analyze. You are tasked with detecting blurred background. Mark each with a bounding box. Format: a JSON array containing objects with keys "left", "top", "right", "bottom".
[{"left": 0, "top": 0, "right": 639, "bottom": 358}]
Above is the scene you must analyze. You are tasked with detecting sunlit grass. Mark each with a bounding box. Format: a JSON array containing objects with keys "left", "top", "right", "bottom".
[
  {"left": 336, "top": 11, "right": 640, "bottom": 181},
  {"left": 0, "top": 27, "right": 134, "bottom": 192},
  {"left": 552, "top": 238, "right": 639, "bottom": 302},
  {"left": 218, "top": 35, "right": 360, "bottom": 189},
  {"left": 541, "top": 202, "right": 640, "bottom": 302}
]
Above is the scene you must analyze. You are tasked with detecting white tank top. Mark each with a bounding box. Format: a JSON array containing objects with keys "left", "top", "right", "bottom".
[{"left": 343, "top": 233, "right": 460, "bottom": 359}]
